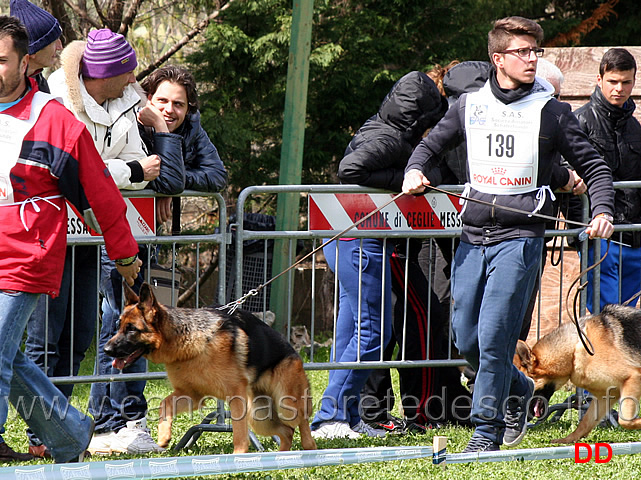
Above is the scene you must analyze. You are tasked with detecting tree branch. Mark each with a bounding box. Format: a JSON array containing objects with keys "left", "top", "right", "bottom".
[
  {"left": 63, "top": 0, "right": 102, "bottom": 29},
  {"left": 118, "top": 0, "right": 146, "bottom": 36},
  {"left": 136, "top": 0, "right": 236, "bottom": 81},
  {"left": 546, "top": 0, "right": 620, "bottom": 47},
  {"left": 177, "top": 255, "right": 219, "bottom": 307}
]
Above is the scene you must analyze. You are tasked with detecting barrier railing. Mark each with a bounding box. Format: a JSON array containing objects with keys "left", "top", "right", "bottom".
[{"left": 39, "top": 182, "right": 641, "bottom": 383}]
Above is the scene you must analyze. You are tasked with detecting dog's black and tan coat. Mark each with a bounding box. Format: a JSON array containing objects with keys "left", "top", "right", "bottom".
[
  {"left": 104, "top": 282, "right": 317, "bottom": 453},
  {"left": 514, "top": 304, "right": 641, "bottom": 443}
]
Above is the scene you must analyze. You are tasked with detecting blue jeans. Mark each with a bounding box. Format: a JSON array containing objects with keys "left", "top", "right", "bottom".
[
  {"left": 0, "top": 290, "right": 92, "bottom": 462},
  {"left": 89, "top": 246, "right": 148, "bottom": 434},
  {"left": 585, "top": 240, "right": 641, "bottom": 311},
  {"left": 24, "top": 245, "right": 99, "bottom": 445},
  {"left": 25, "top": 245, "right": 99, "bottom": 399},
  {"left": 451, "top": 238, "right": 543, "bottom": 444},
  {"left": 311, "top": 238, "right": 393, "bottom": 428}
]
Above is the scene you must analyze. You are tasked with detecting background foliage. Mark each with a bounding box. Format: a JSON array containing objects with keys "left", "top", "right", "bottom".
[
  {"left": 186, "top": 0, "right": 641, "bottom": 194},
  {"left": 3, "top": 0, "right": 641, "bottom": 196}
]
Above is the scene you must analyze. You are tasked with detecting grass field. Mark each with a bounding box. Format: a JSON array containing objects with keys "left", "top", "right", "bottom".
[{"left": 2, "top": 345, "right": 641, "bottom": 479}]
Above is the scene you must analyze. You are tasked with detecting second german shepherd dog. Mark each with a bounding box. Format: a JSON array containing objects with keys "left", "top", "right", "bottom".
[
  {"left": 104, "top": 282, "right": 317, "bottom": 453},
  {"left": 514, "top": 304, "right": 641, "bottom": 444}
]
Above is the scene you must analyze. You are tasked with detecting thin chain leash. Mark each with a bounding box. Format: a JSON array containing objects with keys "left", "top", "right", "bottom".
[
  {"left": 217, "top": 191, "right": 406, "bottom": 314},
  {"left": 218, "top": 186, "right": 612, "bottom": 323}
]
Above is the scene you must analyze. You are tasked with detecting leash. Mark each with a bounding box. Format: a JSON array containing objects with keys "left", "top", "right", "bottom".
[
  {"left": 428, "top": 184, "right": 628, "bottom": 357},
  {"left": 219, "top": 185, "right": 617, "bottom": 334},
  {"left": 563, "top": 240, "right": 612, "bottom": 356},
  {"left": 217, "top": 191, "right": 406, "bottom": 314}
]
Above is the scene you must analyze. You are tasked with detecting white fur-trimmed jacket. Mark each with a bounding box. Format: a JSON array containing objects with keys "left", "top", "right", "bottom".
[{"left": 48, "top": 40, "right": 148, "bottom": 190}]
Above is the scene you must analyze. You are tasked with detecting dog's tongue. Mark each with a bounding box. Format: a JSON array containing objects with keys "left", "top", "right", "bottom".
[
  {"left": 533, "top": 397, "right": 545, "bottom": 418},
  {"left": 112, "top": 350, "right": 142, "bottom": 370},
  {"left": 112, "top": 358, "right": 127, "bottom": 370}
]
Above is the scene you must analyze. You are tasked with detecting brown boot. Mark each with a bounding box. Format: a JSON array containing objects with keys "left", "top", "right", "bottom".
[
  {"left": 28, "top": 444, "right": 52, "bottom": 459},
  {"left": 0, "top": 442, "right": 34, "bottom": 462}
]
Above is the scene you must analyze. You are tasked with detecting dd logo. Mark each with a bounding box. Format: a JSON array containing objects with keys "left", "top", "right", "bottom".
[{"left": 574, "top": 443, "right": 613, "bottom": 463}]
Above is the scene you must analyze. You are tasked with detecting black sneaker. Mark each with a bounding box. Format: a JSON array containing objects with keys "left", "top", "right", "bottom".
[
  {"left": 462, "top": 432, "right": 500, "bottom": 453},
  {"left": 0, "top": 442, "right": 34, "bottom": 462},
  {"left": 368, "top": 415, "right": 406, "bottom": 434},
  {"left": 504, "top": 376, "right": 534, "bottom": 447},
  {"left": 405, "top": 420, "right": 442, "bottom": 434}
]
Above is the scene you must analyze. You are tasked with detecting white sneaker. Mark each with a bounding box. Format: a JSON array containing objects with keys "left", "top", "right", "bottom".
[
  {"left": 114, "top": 419, "right": 165, "bottom": 454},
  {"left": 87, "top": 431, "right": 120, "bottom": 455},
  {"left": 351, "top": 420, "right": 387, "bottom": 438},
  {"left": 311, "top": 421, "right": 361, "bottom": 440}
]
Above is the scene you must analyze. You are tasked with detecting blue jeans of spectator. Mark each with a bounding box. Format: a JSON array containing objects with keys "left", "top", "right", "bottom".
[
  {"left": 0, "top": 290, "right": 93, "bottom": 462},
  {"left": 311, "top": 238, "right": 393, "bottom": 429},
  {"left": 89, "top": 246, "right": 148, "bottom": 434},
  {"left": 24, "top": 245, "right": 99, "bottom": 445},
  {"left": 585, "top": 240, "right": 641, "bottom": 312},
  {"left": 451, "top": 238, "right": 543, "bottom": 444}
]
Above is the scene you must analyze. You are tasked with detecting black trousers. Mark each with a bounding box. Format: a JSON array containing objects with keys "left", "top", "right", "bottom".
[{"left": 360, "top": 240, "right": 471, "bottom": 425}]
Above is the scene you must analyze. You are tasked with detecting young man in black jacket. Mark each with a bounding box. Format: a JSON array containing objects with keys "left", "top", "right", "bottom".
[
  {"left": 402, "top": 16, "right": 615, "bottom": 453},
  {"left": 574, "top": 48, "right": 641, "bottom": 311}
]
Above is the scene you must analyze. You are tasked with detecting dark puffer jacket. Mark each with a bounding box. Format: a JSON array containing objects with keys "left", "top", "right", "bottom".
[
  {"left": 141, "top": 111, "right": 228, "bottom": 194},
  {"left": 337, "top": 71, "right": 448, "bottom": 191},
  {"left": 574, "top": 87, "right": 641, "bottom": 245},
  {"left": 439, "top": 61, "right": 491, "bottom": 183}
]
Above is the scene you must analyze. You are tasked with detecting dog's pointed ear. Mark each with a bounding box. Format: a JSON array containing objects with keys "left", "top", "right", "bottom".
[
  {"left": 123, "top": 281, "right": 139, "bottom": 306},
  {"left": 138, "top": 282, "right": 158, "bottom": 309},
  {"left": 513, "top": 339, "right": 533, "bottom": 373}
]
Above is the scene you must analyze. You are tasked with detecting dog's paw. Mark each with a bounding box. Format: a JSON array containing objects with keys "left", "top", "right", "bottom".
[
  {"left": 157, "top": 438, "right": 171, "bottom": 449},
  {"left": 158, "top": 424, "right": 172, "bottom": 449}
]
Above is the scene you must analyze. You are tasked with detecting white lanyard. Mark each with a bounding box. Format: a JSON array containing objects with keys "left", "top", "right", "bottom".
[
  {"left": 0, "top": 91, "right": 63, "bottom": 230},
  {"left": 0, "top": 91, "right": 52, "bottom": 204}
]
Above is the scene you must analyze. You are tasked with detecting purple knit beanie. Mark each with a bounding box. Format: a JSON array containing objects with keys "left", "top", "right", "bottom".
[
  {"left": 10, "top": 0, "right": 62, "bottom": 55},
  {"left": 81, "top": 29, "right": 138, "bottom": 79}
]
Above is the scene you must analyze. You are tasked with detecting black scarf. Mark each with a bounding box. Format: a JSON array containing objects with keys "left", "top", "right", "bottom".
[{"left": 488, "top": 67, "right": 534, "bottom": 104}]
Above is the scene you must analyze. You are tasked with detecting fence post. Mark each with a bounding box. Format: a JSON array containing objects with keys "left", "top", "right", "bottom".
[{"left": 271, "top": 0, "right": 314, "bottom": 331}]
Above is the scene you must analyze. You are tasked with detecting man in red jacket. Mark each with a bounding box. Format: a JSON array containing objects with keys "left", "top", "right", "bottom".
[{"left": 0, "top": 16, "right": 141, "bottom": 463}]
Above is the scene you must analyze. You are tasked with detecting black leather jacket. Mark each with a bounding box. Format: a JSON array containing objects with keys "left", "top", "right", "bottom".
[{"left": 574, "top": 87, "right": 641, "bottom": 230}]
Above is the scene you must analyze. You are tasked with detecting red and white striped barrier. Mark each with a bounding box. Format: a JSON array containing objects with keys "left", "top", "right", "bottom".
[
  {"left": 67, "top": 197, "right": 156, "bottom": 238},
  {"left": 308, "top": 193, "right": 462, "bottom": 232}
]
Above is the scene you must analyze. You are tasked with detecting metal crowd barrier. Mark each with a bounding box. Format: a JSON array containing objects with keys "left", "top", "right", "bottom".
[
  {"left": 40, "top": 182, "right": 641, "bottom": 389},
  {"left": 43, "top": 190, "right": 227, "bottom": 389}
]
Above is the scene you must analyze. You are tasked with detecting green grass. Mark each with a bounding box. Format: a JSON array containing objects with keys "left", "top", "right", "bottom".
[{"left": 2, "top": 346, "right": 641, "bottom": 479}]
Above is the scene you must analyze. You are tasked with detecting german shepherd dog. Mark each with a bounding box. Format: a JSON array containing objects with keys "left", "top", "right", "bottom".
[
  {"left": 514, "top": 304, "right": 641, "bottom": 443},
  {"left": 104, "top": 282, "right": 317, "bottom": 453}
]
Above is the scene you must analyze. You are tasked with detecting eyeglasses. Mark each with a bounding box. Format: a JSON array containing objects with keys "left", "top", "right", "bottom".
[{"left": 500, "top": 47, "right": 545, "bottom": 58}]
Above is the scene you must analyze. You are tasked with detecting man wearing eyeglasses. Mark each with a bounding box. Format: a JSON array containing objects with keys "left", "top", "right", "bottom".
[{"left": 402, "top": 16, "right": 615, "bottom": 453}]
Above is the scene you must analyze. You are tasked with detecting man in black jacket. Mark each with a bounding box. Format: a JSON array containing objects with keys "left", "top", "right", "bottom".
[
  {"left": 574, "top": 48, "right": 641, "bottom": 311},
  {"left": 311, "top": 71, "right": 450, "bottom": 440},
  {"left": 339, "top": 70, "right": 472, "bottom": 433},
  {"left": 403, "top": 16, "right": 615, "bottom": 453}
]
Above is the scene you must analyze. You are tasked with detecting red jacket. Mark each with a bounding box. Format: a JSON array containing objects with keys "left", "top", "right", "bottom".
[{"left": 0, "top": 79, "right": 138, "bottom": 297}]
